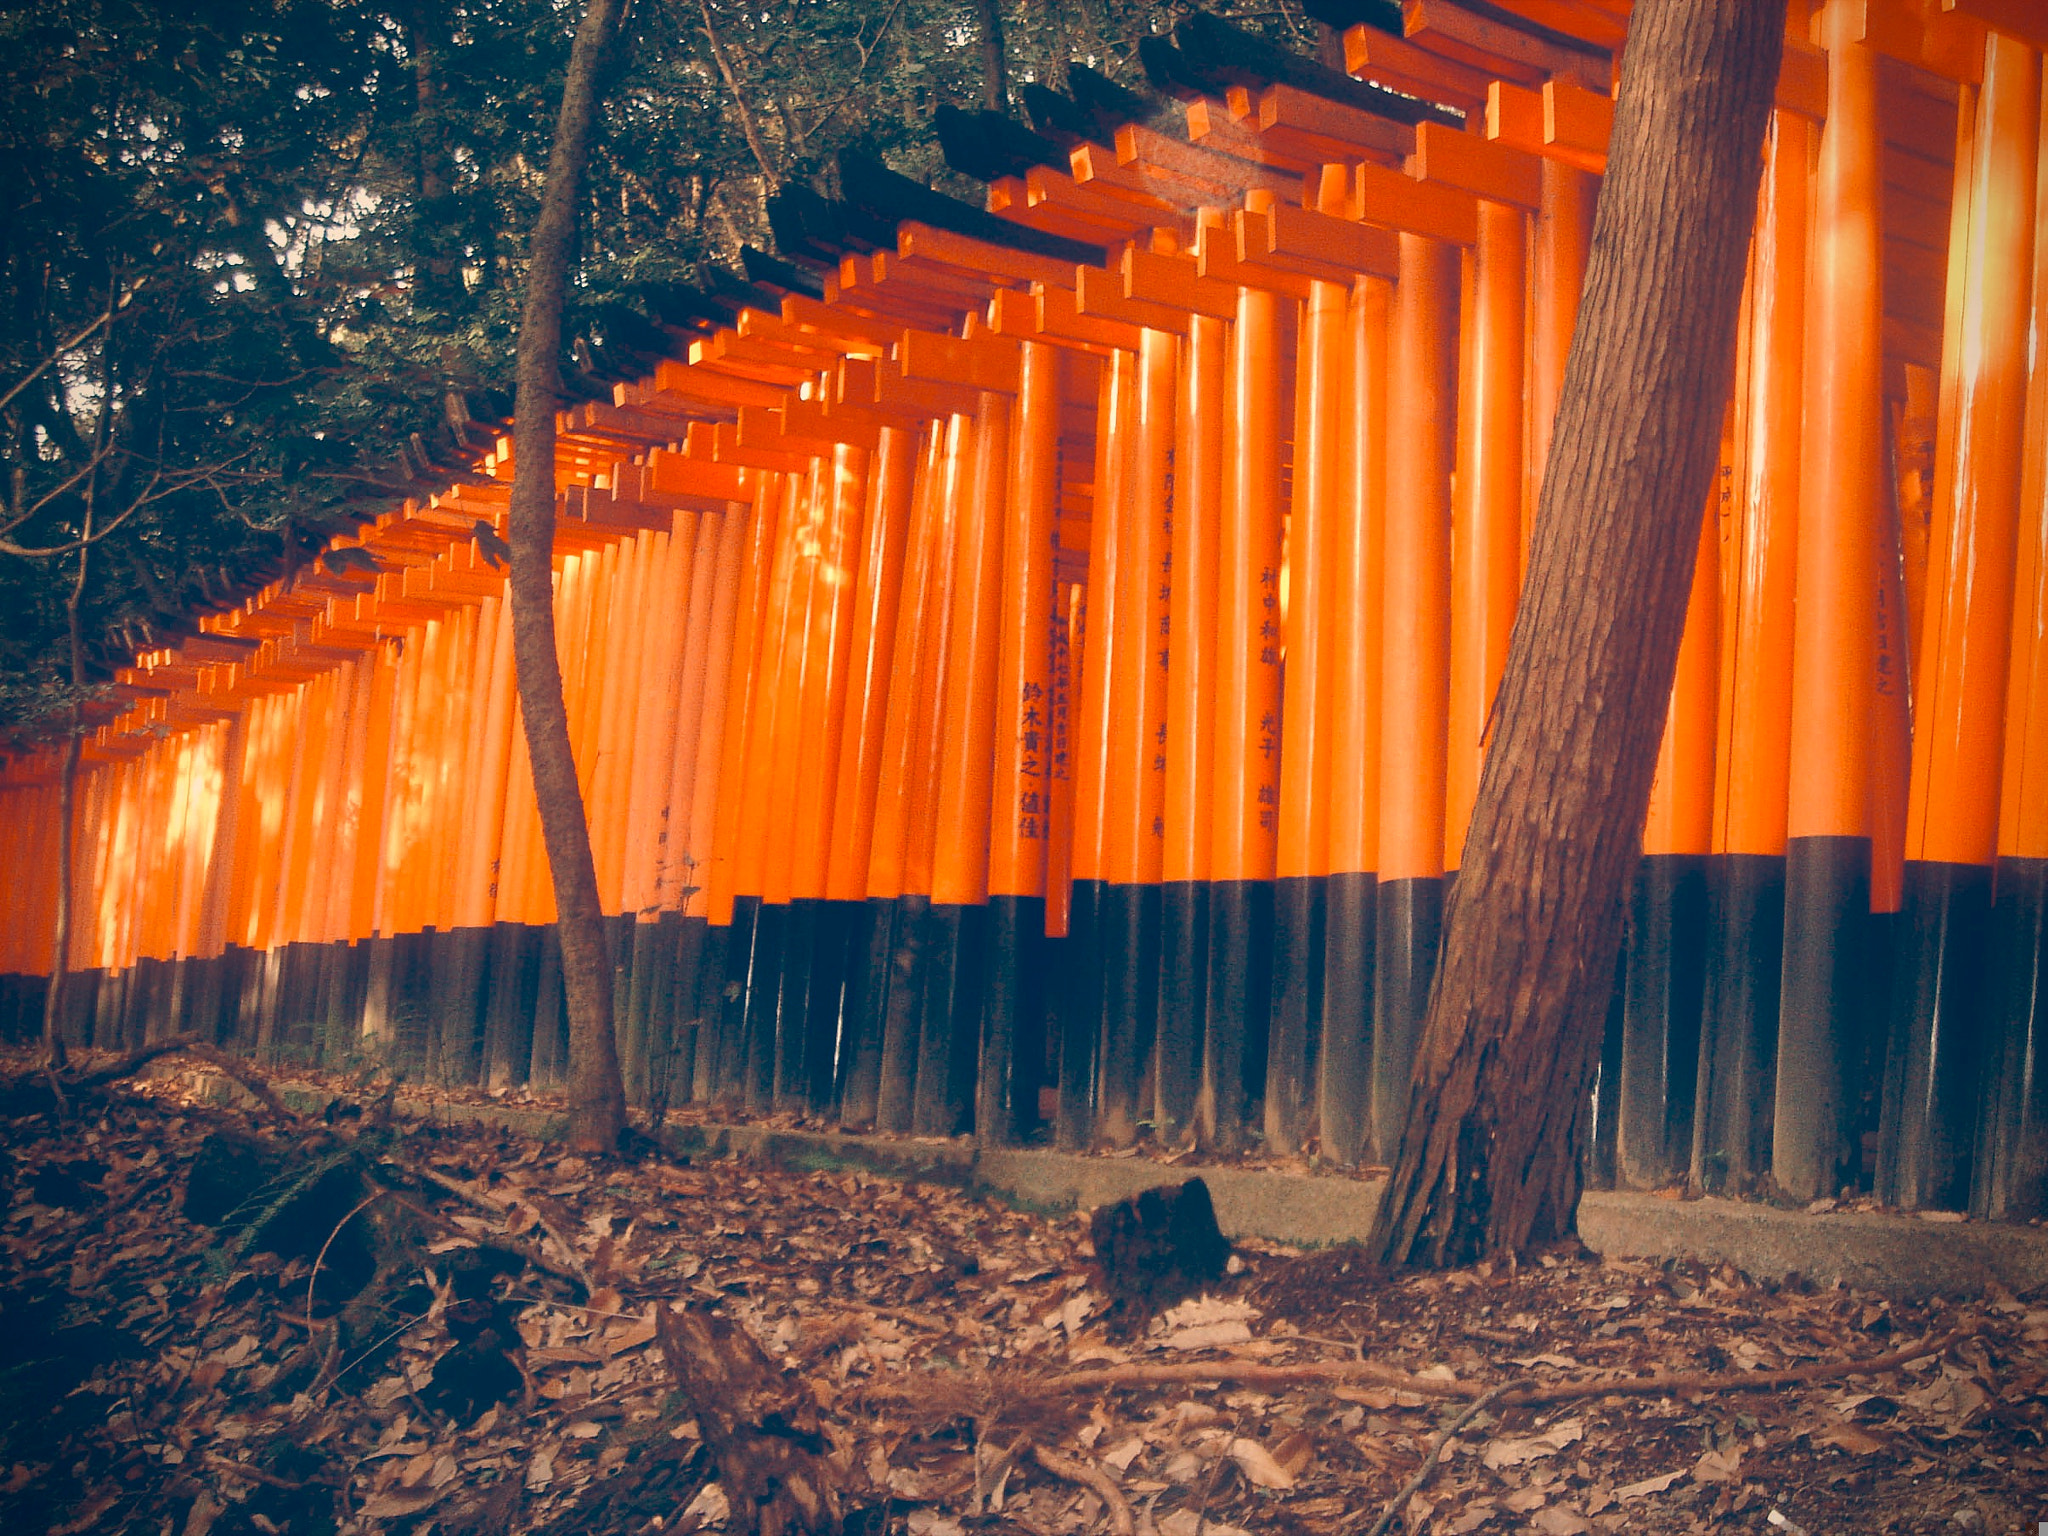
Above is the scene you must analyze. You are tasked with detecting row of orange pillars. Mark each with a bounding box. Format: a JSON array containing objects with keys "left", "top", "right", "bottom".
[{"left": 1, "top": 2, "right": 2045, "bottom": 1217}]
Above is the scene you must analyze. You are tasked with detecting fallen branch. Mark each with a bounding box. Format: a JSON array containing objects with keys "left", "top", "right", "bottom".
[
  {"left": 378, "top": 1187, "right": 590, "bottom": 1295},
  {"left": 1042, "top": 1330, "right": 1962, "bottom": 1409},
  {"left": 1364, "top": 1381, "right": 1521, "bottom": 1536},
  {"left": 67, "top": 1034, "right": 306, "bottom": 1126},
  {"left": 1027, "top": 1442, "right": 1134, "bottom": 1536},
  {"left": 396, "top": 1163, "right": 595, "bottom": 1292},
  {"left": 64, "top": 1033, "right": 202, "bottom": 1090}
]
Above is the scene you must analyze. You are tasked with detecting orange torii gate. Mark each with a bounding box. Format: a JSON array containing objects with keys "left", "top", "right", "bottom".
[{"left": 3, "top": 0, "right": 2046, "bottom": 1223}]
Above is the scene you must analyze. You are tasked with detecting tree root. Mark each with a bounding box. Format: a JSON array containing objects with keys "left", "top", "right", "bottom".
[
  {"left": 1037, "top": 1329, "right": 1963, "bottom": 1409},
  {"left": 64, "top": 1033, "right": 305, "bottom": 1125},
  {"left": 1026, "top": 1442, "right": 1135, "bottom": 1536}
]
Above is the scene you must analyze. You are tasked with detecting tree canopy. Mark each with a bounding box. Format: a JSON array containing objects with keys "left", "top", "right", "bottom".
[{"left": 0, "top": 0, "right": 1312, "bottom": 743}]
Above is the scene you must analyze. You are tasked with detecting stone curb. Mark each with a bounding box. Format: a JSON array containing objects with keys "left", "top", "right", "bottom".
[{"left": 177, "top": 1069, "right": 2048, "bottom": 1300}]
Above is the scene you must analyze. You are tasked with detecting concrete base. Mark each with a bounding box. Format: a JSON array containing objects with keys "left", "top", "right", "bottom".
[
  {"left": 1575, "top": 1191, "right": 2048, "bottom": 1300},
  {"left": 173, "top": 1068, "right": 2048, "bottom": 1300}
]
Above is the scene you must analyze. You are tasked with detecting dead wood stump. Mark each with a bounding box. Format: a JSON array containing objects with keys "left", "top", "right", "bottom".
[
  {"left": 1089, "top": 1176, "right": 1232, "bottom": 1326},
  {"left": 656, "top": 1305, "right": 846, "bottom": 1535}
]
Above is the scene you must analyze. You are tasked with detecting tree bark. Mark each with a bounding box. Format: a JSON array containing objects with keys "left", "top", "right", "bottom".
[
  {"left": 1367, "top": 0, "right": 1784, "bottom": 1267},
  {"left": 656, "top": 1306, "right": 848, "bottom": 1535},
  {"left": 40, "top": 535, "right": 88, "bottom": 1070},
  {"left": 509, "top": 0, "right": 628, "bottom": 1152},
  {"left": 976, "top": 0, "right": 1007, "bottom": 111}
]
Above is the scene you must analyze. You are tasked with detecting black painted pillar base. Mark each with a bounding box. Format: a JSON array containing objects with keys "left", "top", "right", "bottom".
[
  {"left": 1267, "top": 874, "right": 1325, "bottom": 1155},
  {"left": 770, "top": 899, "right": 818, "bottom": 1113},
  {"left": 1878, "top": 861, "right": 1992, "bottom": 1210},
  {"left": 432, "top": 927, "right": 491, "bottom": 1087},
  {"left": 1200, "top": 878, "right": 1274, "bottom": 1153},
  {"left": 1318, "top": 871, "right": 1376, "bottom": 1166},
  {"left": 1056, "top": 879, "right": 1105, "bottom": 1149},
  {"left": 1587, "top": 944, "right": 1627, "bottom": 1189},
  {"left": 1096, "top": 882, "right": 1161, "bottom": 1148},
  {"left": 914, "top": 902, "right": 985, "bottom": 1137},
  {"left": 1692, "top": 854, "right": 1785, "bottom": 1194},
  {"left": 738, "top": 900, "right": 784, "bottom": 1114},
  {"left": 979, "top": 893, "right": 1047, "bottom": 1145},
  {"left": 529, "top": 924, "right": 570, "bottom": 1089},
  {"left": 1773, "top": 834, "right": 1873, "bottom": 1202},
  {"left": 616, "top": 918, "right": 655, "bottom": 1106},
  {"left": 1153, "top": 881, "right": 1210, "bottom": 1147},
  {"left": 483, "top": 923, "right": 540, "bottom": 1088},
  {"left": 876, "top": 894, "right": 930, "bottom": 1133},
  {"left": 838, "top": 898, "right": 894, "bottom": 1129},
  {"left": 1976, "top": 856, "right": 2048, "bottom": 1218},
  {"left": 1370, "top": 875, "right": 1443, "bottom": 1163},
  {"left": 804, "top": 901, "right": 858, "bottom": 1115},
  {"left": 693, "top": 915, "right": 738, "bottom": 1105},
  {"left": 1616, "top": 854, "right": 1709, "bottom": 1189},
  {"left": 666, "top": 913, "right": 707, "bottom": 1110}
]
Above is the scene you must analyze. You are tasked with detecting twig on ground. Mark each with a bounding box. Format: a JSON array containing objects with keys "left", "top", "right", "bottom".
[
  {"left": 1028, "top": 1441, "right": 1135, "bottom": 1536},
  {"left": 1363, "top": 1380, "right": 1521, "bottom": 1536},
  {"left": 307, "top": 1190, "right": 385, "bottom": 1388}
]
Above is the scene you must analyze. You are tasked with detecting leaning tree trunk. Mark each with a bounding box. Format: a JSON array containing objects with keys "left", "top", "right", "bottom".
[
  {"left": 1368, "top": 0, "right": 1785, "bottom": 1268},
  {"left": 509, "top": 0, "right": 629, "bottom": 1152}
]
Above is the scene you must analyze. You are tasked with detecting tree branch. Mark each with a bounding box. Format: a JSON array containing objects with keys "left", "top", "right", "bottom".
[{"left": 698, "top": 0, "right": 779, "bottom": 191}]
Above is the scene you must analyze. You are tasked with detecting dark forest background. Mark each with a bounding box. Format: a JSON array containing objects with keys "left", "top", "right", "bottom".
[{"left": 0, "top": 0, "right": 1332, "bottom": 741}]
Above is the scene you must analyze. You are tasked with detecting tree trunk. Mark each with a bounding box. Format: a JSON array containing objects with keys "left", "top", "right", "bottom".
[
  {"left": 41, "top": 527, "right": 93, "bottom": 1069},
  {"left": 1367, "top": 0, "right": 1784, "bottom": 1268},
  {"left": 509, "top": 0, "right": 628, "bottom": 1152},
  {"left": 976, "top": 0, "right": 1006, "bottom": 111}
]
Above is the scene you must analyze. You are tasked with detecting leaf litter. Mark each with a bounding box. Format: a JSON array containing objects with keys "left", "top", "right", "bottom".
[{"left": 0, "top": 1058, "right": 2043, "bottom": 1536}]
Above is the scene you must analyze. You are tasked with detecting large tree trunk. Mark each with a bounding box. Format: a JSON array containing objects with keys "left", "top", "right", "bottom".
[
  {"left": 1368, "top": 0, "right": 1784, "bottom": 1267},
  {"left": 509, "top": 0, "right": 628, "bottom": 1152}
]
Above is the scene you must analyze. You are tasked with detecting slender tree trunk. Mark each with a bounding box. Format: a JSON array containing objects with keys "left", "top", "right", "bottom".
[
  {"left": 1367, "top": 0, "right": 1784, "bottom": 1267},
  {"left": 40, "top": 537, "right": 88, "bottom": 1070},
  {"left": 699, "top": 0, "right": 779, "bottom": 191},
  {"left": 509, "top": 0, "right": 628, "bottom": 1152},
  {"left": 976, "top": 0, "right": 1007, "bottom": 111}
]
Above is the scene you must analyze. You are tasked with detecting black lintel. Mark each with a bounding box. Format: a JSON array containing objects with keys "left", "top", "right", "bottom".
[
  {"left": 835, "top": 152, "right": 1108, "bottom": 269},
  {"left": 934, "top": 105, "right": 1068, "bottom": 184},
  {"left": 740, "top": 245, "right": 828, "bottom": 300},
  {"left": 1171, "top": 12, "right": 1462, "bottom": 129}
]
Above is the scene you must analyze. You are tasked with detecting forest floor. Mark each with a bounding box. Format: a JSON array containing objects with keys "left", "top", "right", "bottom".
[{"left": 0, "top": 1051, "right": 2043, "bottom": 1536}]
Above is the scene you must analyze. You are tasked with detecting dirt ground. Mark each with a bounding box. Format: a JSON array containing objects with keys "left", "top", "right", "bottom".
[{"left": 1, "top": 1058, "right": 2043, "bottom": 1536}]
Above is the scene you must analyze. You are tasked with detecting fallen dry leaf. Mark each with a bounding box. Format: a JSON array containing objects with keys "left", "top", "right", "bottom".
[
  {"left": 1227, "top": 1435, "right": 1295, "bottom": 1489},
  {"left": 1615, "top": 1467, "right": 1687, "bottom": 1499},
  {"left": 1481, "top": 1418, "right": 1584, "bottom": 1470}
]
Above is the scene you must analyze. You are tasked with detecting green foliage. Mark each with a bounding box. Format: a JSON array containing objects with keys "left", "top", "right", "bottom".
[{"left": 0, "top": 0, "right": 1311, "bottom": 739}]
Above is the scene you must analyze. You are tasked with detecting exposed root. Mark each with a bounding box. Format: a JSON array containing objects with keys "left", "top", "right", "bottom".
[
  {"left": 1037, "top": 1329, "right": 1963, "bottom": 1409},
  {"left": 1027, "top": 1441, "right": 1135, "bottom": 1536},
  {"left": 65, "top": 1033, "right": 304, "bottom": 1125}
]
